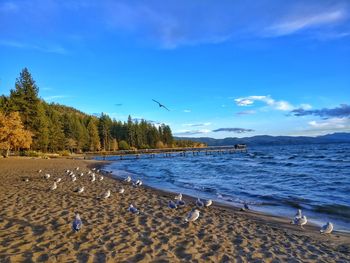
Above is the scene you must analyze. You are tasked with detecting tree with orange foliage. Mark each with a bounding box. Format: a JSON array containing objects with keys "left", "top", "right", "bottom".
[{"left": 0, "top": 111, "right": 32, "bottom": 157}]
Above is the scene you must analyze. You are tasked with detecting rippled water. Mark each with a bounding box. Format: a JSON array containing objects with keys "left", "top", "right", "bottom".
[{"left": 100, "top": 143, "right": 350, "bottom": 231}]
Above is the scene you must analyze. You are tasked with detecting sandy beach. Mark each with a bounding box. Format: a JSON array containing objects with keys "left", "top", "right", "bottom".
[{"left": 0, "top": 158, "right": 349, "bottom": 262}]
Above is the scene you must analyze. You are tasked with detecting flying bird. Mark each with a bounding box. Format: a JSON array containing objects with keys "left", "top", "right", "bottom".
[
  {"left": 320, "top": 222, "right": 333, "bottom": 234},
  {"left": 152, "top": 99, "right": 170, "bottom": 111},
  {"left": 72, "top": 213, "right": 82, "bottom": 232}
]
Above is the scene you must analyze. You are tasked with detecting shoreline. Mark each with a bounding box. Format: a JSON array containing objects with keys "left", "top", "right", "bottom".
[{"left": 1, "top": 157, "right": 349, "bottom": 262}]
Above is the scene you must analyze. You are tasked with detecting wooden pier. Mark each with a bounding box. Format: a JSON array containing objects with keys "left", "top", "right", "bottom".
[{"left": 85, "top": 145, "right": 247, "bottom": 160}]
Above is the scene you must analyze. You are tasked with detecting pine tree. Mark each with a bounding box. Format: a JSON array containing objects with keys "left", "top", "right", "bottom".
[{"left": 87, "top": 118, "right": 101, "bottom": 151}]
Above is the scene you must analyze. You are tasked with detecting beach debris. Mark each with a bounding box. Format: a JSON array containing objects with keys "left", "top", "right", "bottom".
[
  {"left": 55, "top": 178, "right": 62, "bottom": 183},
  {"left": 103, "top": 190, "right": 111, "bottom": 199},
  {"left": 72, "top": 213, "right": 82, "bottom": 232},
  {"left": 75, "top": 186, "right": 84, "bottom": 194},
  {"left": 127, "top": 204, "right": 139, "bottom": 214},
  {"left": 119, "top": 187, "right": 125, "bottom": 194},
  {"left": 50, "top": 182, "right": 57, "bottom": 190},
  {"left": 99, "top": 176, "right": 104, "bottom": 181},
  {"left": 185, "top": 209, "right": 200, "bottom": 222},
  {"left": 44, "top": 173, "right": 50, "bottom": 179},
  {"left": 196, "top": 198, "right": 204, "bottom": 208},
  {"left": 175, "top": 193, "right": 182, "bottom": 200},
  {"left": 168, "top": 200, "right": 177, "bottom": 209},
  {"left": 204, "top": 199, "right": 212, "bottom": 207},
  {"left": 320, "top": 222, "right": 333, "bottom": 234},
  {"left": 124, "top": 176, "right": 131, "bottom": 183}
]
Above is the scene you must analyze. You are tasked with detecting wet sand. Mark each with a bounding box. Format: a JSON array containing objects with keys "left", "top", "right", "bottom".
[{"left": 0, "top": 157, "right": 349, "bottom": 262}]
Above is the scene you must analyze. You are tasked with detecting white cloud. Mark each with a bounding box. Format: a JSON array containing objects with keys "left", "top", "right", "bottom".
[
  {"left": 234, "top": 95, "right": 293, "bottom": 111},
  {"left": 183, "top": 109, "right": 191, "bottom": 113},
  {"left": 0, "top": 40, "right": 67, "bottom": 54},
  {"left": 265, "top": 9, "right": 347, "bottom": 37},
  {"left": 43, "top": 95, "right": 68, "bottom": 101},
  {"left": 174, "top": 129, "right": 211, "bottom": 136},
  {"left": 308, "top": 117, "right": 350, "bottom": 130}
]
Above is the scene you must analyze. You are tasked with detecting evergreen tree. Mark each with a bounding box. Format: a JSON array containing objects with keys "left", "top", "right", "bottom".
[{"left": 87, "top": 118, "right": 101, "bottom": 151}]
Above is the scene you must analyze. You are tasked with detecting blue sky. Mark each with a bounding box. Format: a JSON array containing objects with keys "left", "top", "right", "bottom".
[{"left": 0, "top": 0, "right": 349, "bottom": 138}]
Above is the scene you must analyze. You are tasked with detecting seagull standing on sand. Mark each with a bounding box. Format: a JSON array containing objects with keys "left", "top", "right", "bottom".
[
  {"left": 55, "top": 178, "right": 62, "bottom": 183},
  {"left": 291, "top": 209, "right": 302, "bottom": 224},
  {"left": 168, "top": 200, "right": 177, "bottom": 209},
  {"left": 103, "top": 190, "right": 111, "bottom": 199},
  {"left": 134, "top": 180, "right": 142, "bottom": 186},
  {"left": 196, "top": 198, "right": 204, "bottom": 208},
  {"left": 51, "top": 182, "right": 57, "bottom": 190},
  {"left": 72, "top": 213, "right": 82, "bottom": 232},
  {"left": 295, "top": 215, "right": 307, "bottom": 229},
  {"left": 128, "top": 204, "right": 139, "bottom": 214},
  {"left": 44, "top": 173, "right": 50, "bottom": 179},
  {"left": 185, "top": 209, "right": 200, "bottom": 222},
  {"left": 119, "top": 187, "right": 125, "bottom": 194},
  {"left": 125, "top": 176, "right": 132, "bottom": 183},
  {"left": 99, "top": 176, "right": 104, "bottom": 181},
  {"left": 38, "top": 170, "right": 42, "bottom": 173},
  {"left": 91, "top": 174, "right": 96, "bottom": 182},
  {"left": 204, "top": 199, "right": 212, "bottom": 207},
  {"left": 320, "top": 222, "right": 333, "bottom": 234},
  {"left": 72, "top": 176, "right": 77, "bottom": 182},
  {"left": 175, "top": 193, "right": 182, "bottom": 200},
  {"left": 152, "top": 99, "right": 170, "bottom": 111},
  {"left": 76, "top": 186, "right": 84, "bottom": 194},
  {"left": 80, "top": 173, "right": 84, "bottom": 177}
]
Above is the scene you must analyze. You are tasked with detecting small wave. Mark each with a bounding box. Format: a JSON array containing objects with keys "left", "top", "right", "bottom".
[{"left": 313, "top": 204, "right": 350, "bottom": 219}]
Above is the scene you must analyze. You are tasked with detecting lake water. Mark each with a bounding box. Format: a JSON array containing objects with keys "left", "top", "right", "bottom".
[{"left": 99, "top": 143, "right": 350, "bottom": 232}]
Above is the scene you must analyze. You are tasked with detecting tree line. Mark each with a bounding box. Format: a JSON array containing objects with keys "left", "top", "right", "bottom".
[{"left": 0, "top": 68, "right": 204, "bottom": 155}]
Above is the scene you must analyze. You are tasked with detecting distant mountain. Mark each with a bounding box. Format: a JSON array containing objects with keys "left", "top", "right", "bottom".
[{"left": 174, "top": 133, "right": 350, "bottom": 146}]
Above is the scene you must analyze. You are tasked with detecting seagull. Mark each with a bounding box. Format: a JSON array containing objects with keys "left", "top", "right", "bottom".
[
  {"left": 241, "top": 203, "right": 250, "bottom": 211},
  {"left": 204, "top": 199, "right": 212, "bottom": 207},
  {"left": 91, "top": 174, "right": 96, "bottom": 182},
  {"left": 87, "top": 171, "right": 92, "bottom": 175},
  {"left": 44, "top": 174, "right": 50, "bottom": 179},
  {"left": 99, "top": 176, "right": 104, "bottom": 181},
  {"left": 103, "top": 190, "right": 111, "bottom": 199},
  {"left": 134, "top": 180, "right": 142, "bottom": 186},
  {"left": 124, "top": 176, "right": 131, "bottom": 183},
  {"left": 75, "top": 186, "right": 84, "bottom": 194},
  {"left": 128, "top": 204, "right": 139, "bottom": 214},
  {"left": 76, "top": 167, "right": 79, "bottom": 171},
  {"left": 175, "top": 193, "right": 182, "bottom": 200},
  {"left": 23, "top": 178, "right": 29, "bottom": 182},
  {"left": 168, "top": 200, "right": 177, "bottom": 209},
  {"left": 293, "top": 215, "right": 307, "bottom": 229},
  {"left": 72, "top": 176, "right": 77, "bottom": 182},
  {"left": 291, "top": 209, "right": 303, "bottom": 224},
  {"left": 66, "top": 170, "right": 70, "bottom": 174},
  {"left": 55, "top": 178, "right": 62, "bottom": 183},
  {"left": 80, "top": 173, "right": 84, "bottom": 177},
  {"left": 72, "top": 213, "right": 82, "bottom": 232},
  {"left": 92, "top": 168, "right": 96, "bottom": 171},
  {"left": 152, "top": 99, "right": 170, "bottom": 111},
  {"left": 185, "top": 209, "right": 200, "bottom": 222},
  {"left": 38, "top": 170, "right": 42, "bottom": 173},
  {"left": 51, "top": 182, "right": 57, "bottom": 190},
  {"left": 320, "top": 222, "right": 334, "bottom": 234},
  {"left": 119, "top": 187, "right": 125, "bottom": 194},
  {"left": 176, "top": 199, "right": 186, "bottom": 207},
  {"left": 196, "top": 198, "right": 204, "bottom": 208}
]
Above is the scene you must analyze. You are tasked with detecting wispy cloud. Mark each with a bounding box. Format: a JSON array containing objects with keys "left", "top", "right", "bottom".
[
  {"left": 183, "top": 109, "right": 191, "bottom": 113},
  {"left": 0, "top": 40, "right": 67, "bottom": 54},
  {"left": 234, "top": 95, "right": 294, "bottom": 111},
  {"left": 132, "top": 118, "right": 161, "bottom": 125},
  {"left": 183, "top": 122, "right": 211, "bottom": 127},
  {"left": 174, "top": 129, "right": 211, "bottom": 136},
  {"left": 291, "top": 104, "right": 350, "bottom": 118},
  {"left": 307, "top": 117, "right": 350, "bottom": 131},
  {"left": 212, "top": 128, "right": 254, "bottom": 133},
  {"left": 43, "top": 95, "right": 69, "bottom": 101},
  {"left": 265, "top": 9, "right": 347, "bottom": 37},
  {"left": 236, "top": 110, "right": 256, "bottom": 115}
]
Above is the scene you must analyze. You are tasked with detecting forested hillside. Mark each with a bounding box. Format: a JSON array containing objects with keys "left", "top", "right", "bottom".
[{"left": 0, "top": 68, "right": 185, "bottom": 153}]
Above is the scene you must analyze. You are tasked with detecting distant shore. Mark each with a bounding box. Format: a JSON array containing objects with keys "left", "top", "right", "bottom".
[{"left": 0, "top": 157, "right": 349, "bottom": 262}]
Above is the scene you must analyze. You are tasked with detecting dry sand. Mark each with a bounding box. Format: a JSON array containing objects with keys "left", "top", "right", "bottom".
[{"left": 0, "top": 158, "right": 349, "bottom": 262}]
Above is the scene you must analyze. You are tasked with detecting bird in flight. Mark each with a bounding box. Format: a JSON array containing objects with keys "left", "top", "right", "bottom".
[{"left": 152, "top": 99, "right": 170, "bottom": 111}]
